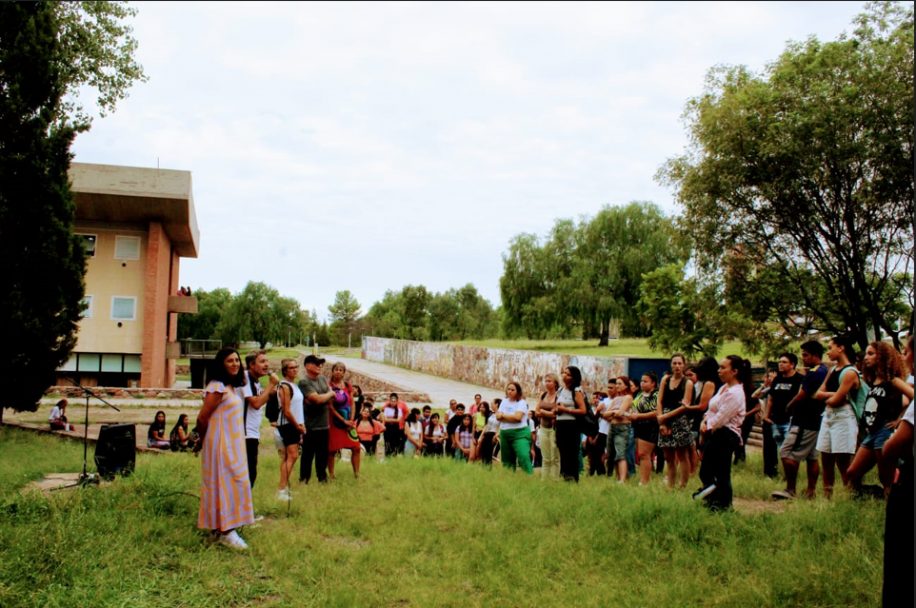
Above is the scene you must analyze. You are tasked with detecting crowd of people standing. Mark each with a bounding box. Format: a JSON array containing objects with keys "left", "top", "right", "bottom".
[{"left": 176, "top": 333, "right": 912, "bottom": 594}]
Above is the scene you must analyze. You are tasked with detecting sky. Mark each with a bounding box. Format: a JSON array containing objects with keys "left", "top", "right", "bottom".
[{"left": 70, "top": 1, "right": 868, "bottom": 321}]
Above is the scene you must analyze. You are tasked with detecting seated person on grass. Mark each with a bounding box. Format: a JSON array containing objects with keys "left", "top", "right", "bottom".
[
  {"left": 148, "top": 410, "right": 171, "bottom": 449},
  {"left": 169, "top": 414, "right": 194, "bottom": 451},
  {"left": 48, "top": 399, "right": 75, "bottom": 431}
]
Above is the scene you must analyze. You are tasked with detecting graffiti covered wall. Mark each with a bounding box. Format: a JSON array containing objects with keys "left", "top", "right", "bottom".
[{"left": 362, "top": 337, "right": 628, "bottom": 400}]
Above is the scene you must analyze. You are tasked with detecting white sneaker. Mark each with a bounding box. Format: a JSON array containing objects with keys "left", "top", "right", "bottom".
[
  {"left": 276, "top": 488, "right": 291, "bottom": 501},
  {"left": 693, "top": 485, "right": 717, "bottom": 501},
  {"left": 218, "top": 530, "right": 248, "bottom": 550}
]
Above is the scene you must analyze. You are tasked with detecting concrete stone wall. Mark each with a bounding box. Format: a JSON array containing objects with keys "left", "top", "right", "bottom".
[
  {"left": 319, "top": 362, "right": 431, "bottom": 404},
  {"left": 362, "top": 337, "right": 627, "bottom": 401}
]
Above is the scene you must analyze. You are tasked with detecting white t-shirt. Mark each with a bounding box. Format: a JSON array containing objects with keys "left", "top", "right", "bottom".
[
  {"left": 49, "top": 406, "right": 62, "bottom": 422},
  {"left": 240, "top": 371, "right": 263, "bottom": 439},
  {"left": 407, "top": 421, "right": 423, "bottom": 441},
  {"left": 498, "top": 399, "right": 528, "bottom": 430},
  {"left": 278, "top": 380, "right": 305, "bottom": 426},
  {"left": 598, "top": 397, "right": 611, "bottom": 435}
]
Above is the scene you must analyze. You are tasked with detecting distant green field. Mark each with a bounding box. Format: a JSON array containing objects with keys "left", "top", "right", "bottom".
[{"left": 447, "top": 338, "right": 755, "bottom": 361}]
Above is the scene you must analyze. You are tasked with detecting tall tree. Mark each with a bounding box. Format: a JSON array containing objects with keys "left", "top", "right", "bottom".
[
  {"left": 328, "top": 290, "right": 361, "bottom": 329},
  {"left": 638, "top": 264, "right": 727, "bottom": 357},
  {"left": 1, "top": 1, "right": 146, "bottom": 416},
  {"left": 1, "top": 3, "right": 83, "bottom": 413},
  {"left": 216, "top": 282, "right": 291, "bottom": 349},
  {"left": 582, "top": 202, "right": 686, "bottom": 343},
  {"left": 657, "top": 2, "right": 914, "bottom": 349}
]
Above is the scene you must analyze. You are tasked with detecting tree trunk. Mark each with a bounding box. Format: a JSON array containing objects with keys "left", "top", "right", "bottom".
[{"left": 598, "top": 317, "right": 609, "bottom": 347}]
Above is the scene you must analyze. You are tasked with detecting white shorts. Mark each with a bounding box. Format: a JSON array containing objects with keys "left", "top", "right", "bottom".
[{"left": 815, "top": 404, "right": 858, "bottom": 455}]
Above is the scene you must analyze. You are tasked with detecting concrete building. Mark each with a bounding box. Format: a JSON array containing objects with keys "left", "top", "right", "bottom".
[{"left": 57, "top": 162, "right": 200, "bottom": 389}]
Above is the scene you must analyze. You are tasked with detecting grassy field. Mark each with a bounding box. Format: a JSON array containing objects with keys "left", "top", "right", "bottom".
[
  {"left": 447, "top": 338, "right": 754, "bottom": 361},
  {"left": 0, "top": 425, "right": 889, "bottom": 608}
]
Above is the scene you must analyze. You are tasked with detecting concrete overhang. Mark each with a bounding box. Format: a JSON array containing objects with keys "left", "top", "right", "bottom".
[{"left": 69, "top": 162, "right": 200, "bottom": 258}]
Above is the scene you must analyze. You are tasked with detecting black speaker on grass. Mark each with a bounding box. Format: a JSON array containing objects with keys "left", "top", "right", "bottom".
[{"left": 95, "top": 423, "right": 136, "bottom": 479}]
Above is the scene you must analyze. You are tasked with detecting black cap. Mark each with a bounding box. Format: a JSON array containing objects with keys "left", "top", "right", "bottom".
[{"left": 304, "top": 354, "right": 326, "bottom": 366}]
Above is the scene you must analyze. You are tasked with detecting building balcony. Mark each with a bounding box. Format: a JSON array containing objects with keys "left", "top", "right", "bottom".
[{"left": 167, "top": 295, "right": 198, "bottom": 314}]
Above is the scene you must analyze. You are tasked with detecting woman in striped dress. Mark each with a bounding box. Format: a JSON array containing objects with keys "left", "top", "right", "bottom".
[{"left": 195, "top": 348, "right": 255, "bottom": 550}]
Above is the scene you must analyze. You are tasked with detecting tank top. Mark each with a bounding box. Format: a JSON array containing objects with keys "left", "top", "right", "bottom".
[
  {"left": 661, "top": 376, "right": 687, "bottom": 414},
  {"left": 556, "top": 387, "right": 580, "bottom": 421}
]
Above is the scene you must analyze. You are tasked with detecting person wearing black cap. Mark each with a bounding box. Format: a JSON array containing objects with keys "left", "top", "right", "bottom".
[{"left": 298, "top": 354, "right": 336, "bottom": 483}]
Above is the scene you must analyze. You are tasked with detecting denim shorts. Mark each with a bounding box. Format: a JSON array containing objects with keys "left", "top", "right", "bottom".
[{"left": 860, "top": 425, "right": 893, "bottom": 451}]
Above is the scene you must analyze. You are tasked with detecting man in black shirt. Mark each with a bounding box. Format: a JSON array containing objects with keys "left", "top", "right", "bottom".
[
  {"left": 445, "top": 404, "right": 466, "bottom": 458},
  {"left": 764, "top": 353, "right": 804, "bottom": 478},
  {"left": 773, "top": 341, "right": 828, "bottom": 500}
]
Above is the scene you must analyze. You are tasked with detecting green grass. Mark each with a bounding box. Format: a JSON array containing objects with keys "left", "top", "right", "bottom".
[
  {"left": 447, "top": 338, "right": 754, "bottom": 360},
  {"left": 0, "top": 426, "right": 887, "bottom": 607}
]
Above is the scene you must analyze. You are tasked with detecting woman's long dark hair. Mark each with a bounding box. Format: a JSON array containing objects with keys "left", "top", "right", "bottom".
[
  {"left": 564, "top": 366, "right": 582, "bottom": 391},
  {"left": 151, "top": 410, "right": 166, "bottom": 432},
  {"left": 424, "top": 413, "right": 441, "bottom": 438},
  {"left": 725, "top": 355, "right": 754, "bottom": 396},
  {"left": 170, "top": 413, "right": 188, "bottom": 437},
  {"left": 211, "top": 347, "right": 245, "bottom": 387}
]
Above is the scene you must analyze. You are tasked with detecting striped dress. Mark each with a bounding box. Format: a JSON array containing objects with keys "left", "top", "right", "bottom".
[{"left": 198, "top": 381, "right": 254, "bottom": 532}]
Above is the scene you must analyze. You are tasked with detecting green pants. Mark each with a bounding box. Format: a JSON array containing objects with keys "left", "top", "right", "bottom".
[{"left": 500, "top": 427, "right": 534, "bottom": 475}]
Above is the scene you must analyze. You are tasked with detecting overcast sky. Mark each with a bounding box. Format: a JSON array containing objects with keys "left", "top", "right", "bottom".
[{"left": 71, "top": 1, "right": 867, "bottom": 321}]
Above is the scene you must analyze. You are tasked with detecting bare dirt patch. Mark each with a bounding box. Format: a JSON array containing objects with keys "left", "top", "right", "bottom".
[{"left": 732, "top": 496, "right": 789, "bottom": 515}]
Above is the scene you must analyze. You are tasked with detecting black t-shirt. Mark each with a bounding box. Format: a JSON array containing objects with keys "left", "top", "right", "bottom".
[
  {"left": 446, "top": 416, "right": 464, "bottom": 440},
  {"left": 863, "top": 382, "right": 903, "bottom": 435},
  {"left": 792, "top": 363, "right": 829, "bottom": 431},
  {"left": 768, "top": 373, "right": 804, "bottom": 425}
]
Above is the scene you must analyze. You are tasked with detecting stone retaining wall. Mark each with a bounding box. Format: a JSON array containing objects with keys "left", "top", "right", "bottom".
[
  {"left": 47, "top": 387, "right": 204, "bottom": 400},
  {"left": 362, "top": 337, "right": 627, "bottom": 402},
  {"left": 319, "top": 362, "right": 431, "bottom": 404}
]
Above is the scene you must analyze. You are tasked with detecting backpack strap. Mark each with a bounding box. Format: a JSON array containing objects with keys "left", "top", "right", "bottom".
[{"left": 277, "top": 380, "right": 294, "bottom": 425}]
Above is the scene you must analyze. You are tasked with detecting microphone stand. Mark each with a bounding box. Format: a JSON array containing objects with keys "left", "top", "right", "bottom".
[{"left": 55, "top": 375, "right": 121, "bottom": 488}]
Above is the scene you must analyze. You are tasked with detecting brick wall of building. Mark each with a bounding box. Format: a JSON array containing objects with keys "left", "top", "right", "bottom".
[{"left": 141, "top": 222, "right": 171, "bottom": 388}]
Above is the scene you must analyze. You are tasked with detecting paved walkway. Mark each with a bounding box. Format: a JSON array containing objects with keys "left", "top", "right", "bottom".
[{"left": 324, "top": 355, "right": 497, "bottom": 410}]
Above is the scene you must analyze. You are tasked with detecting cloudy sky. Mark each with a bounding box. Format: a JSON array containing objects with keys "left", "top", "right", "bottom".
[{"left": 71, "top": 1, "right": 866, "bottom": 320}]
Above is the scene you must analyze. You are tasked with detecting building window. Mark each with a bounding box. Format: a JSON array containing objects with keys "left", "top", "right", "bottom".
[
  {"left": 111, "top": 296, "right": 137, "bottom": 321},
  {"left": 114, "top": 236, "right": 141, "bottom": 260},
  {"left": 81, "top": 295, "right": 93, "bottom": 318},
  {"left": 77, "top": 234, "right": 97, "bottom": 257}
]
